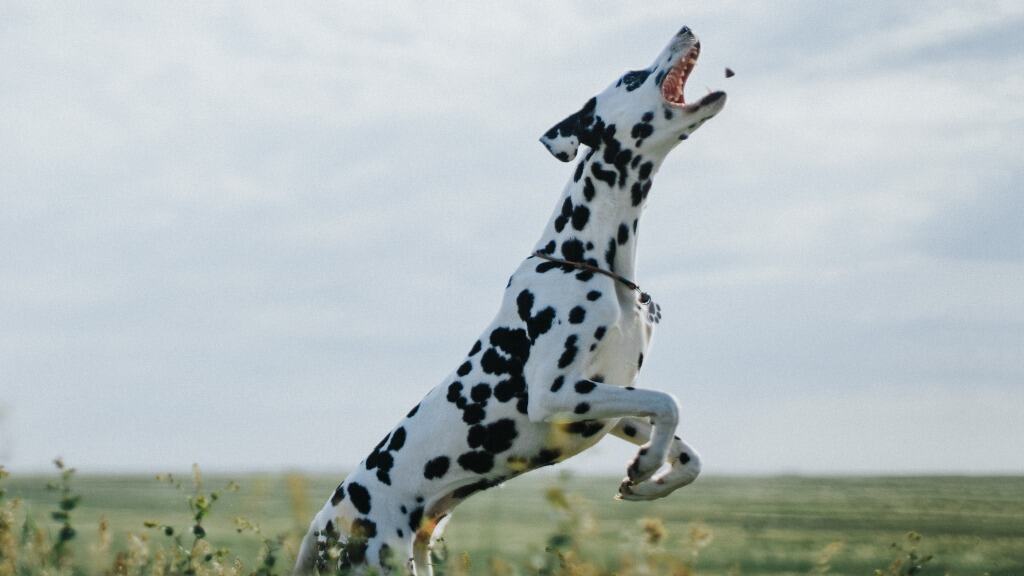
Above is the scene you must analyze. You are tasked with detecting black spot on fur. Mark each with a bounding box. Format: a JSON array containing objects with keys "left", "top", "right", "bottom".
[
  {"left": 516, "top": 395, "right": 529, "bottom": 414},
  {"left": 536, "top": 261, "right": 561, "bottom": 274},
  {"left": 566, "top": 420, "right": 605, "bottom": 437},
  {"left": 605, "top": 238, "right": 617, "bottom": 270},
  {"left": 347, "top": 482, "right": 371, "bottom": 514},
  {"left": 571, "top": 204, "right": 590, "bottom": 230},
  {"left": 680, "top": 452, "right": 692, "bottom": 465},
  {"left": 622, "top": 69, "right": 652, "bottom": 91},
  {"left": 488, "top": 328, "right": 531, "bottom": 369},
  {"left": 575, "top": 402, "right": 590, "bottom": 414},
  {"left": 561, "top": 239, "right": 585, "bottom": 263},
  {"left": 630, "top": 180, "right": 652, "bottom": 206},
  {"left": 639, "top": 161, "right": 654, "bottom": 180},
  {"left": 447, "top": 382, "right": 464, "bottom": 404},
  {"left": 631, "top": 182, "right": 644, "bottom": 206},
  {"left": 330, "top": 483, "right": 345, "bottom": 505},
  {"left": 594, "top": 326, "right": 606, "bottom": 340},
  {"left": 518, "top": 290, "right": 556, "bottom": 341},
  {"left": 467, "top": 418, "right": 519, "bottom": 454},
  {"left": 554, "top": 197, "right": 573, "bottom": 232},
  {"left": 365, "top": 432, "right": 398, "bottom": 485},
  {"left": 370, "top": 453, "right": 393, "bottom": 485},
  {"left": 551, "top": 375, "right": 565, "bottom": 392},
  {"left": 406, "top": 403, "right": 420, "bottom": 418},
  {"left": 424, "top": 456, "right": 450, "bottom": 480},
  {"left": 638, "top": 353, "right": 644, "bottom": 368},
  {"left": 557, "top": 335, "right": 579, "bottom": 368},
  {"left": 587, "top": 291, "right": 602, "bottom": 301},
  {"left": 623, "top": 425, "right": 637, "bottom": 437},
  {"left": 379, "top": 544, "right": 394, "bottom": 568},
  {"left": 452, "top": 477, "right": 504, "bottom": 499},
  {"left": 574, "top": 380, "right": 596, "bottom": 394},
  {"left": 631, "top": 122, "right": 654, "bottom": 140},
  {"left": 457, "top": 451, "right": 495, "bottom": 473},
  {"left": 618, "top": 223, "right": 629, "bottom": 245},
  {"left": 573, "top": 159, "right": 585, "bottom": 182},
  {"left": 493, "top": 377, "right": 524, "bottom": 402},
  {"left": 351, "top": 518, "right": 377, "bottom": 539},
  {"left": 568, "top": 306, "right": 586, "bottom": 324},
  {"left": 583, "top": 177, "right": 596, "bottom": 201},
  {"left": 387, "top": 427, "right": 406, "bottom": 451},
  {"left": 468, "top": 340, "right": 482, "bottom": 356},
  {"left": 542, "top": 240, "right": 556, "bottom": 254},
  {"left": 457, "top": 361, "right": 472, "bottom": 376},
  {"left": 408, "top": 507, "right": 424, "bottom": 532},
  {"left": 516, "top": 290, "right": 534, "bottom": 322},
  {"left": 591, "top": 162, "right": 616, "bottom": 187},
  {"left": 471, "top": 383, "right": 491, "bottom": 402},
  {"left": 531, "top": 449, "right": 561, "bottom": 467},
  {"left": 462, "top": 403, "right": 486, "bottom": 424}
]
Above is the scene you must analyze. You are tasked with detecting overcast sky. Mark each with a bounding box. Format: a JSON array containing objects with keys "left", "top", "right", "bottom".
[{"left": 2, "top": 1, "right": 1022, "bottom": 476}]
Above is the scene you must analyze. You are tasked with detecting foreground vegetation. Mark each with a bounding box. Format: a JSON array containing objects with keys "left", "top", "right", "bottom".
[{"left": 1, "top": 462, "right": 1021, "bottom": 575}]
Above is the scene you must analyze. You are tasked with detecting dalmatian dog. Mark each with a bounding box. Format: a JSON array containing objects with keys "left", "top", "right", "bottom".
[{"left": 295, "top": 25, "right": 727, "bottom": 575}]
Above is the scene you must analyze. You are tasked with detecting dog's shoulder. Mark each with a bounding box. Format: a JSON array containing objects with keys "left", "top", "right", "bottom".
[{"left": 501, "top": 257, "right": 623, "bottom": 328}]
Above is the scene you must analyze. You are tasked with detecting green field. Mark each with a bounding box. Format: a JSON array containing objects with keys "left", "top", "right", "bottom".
[{"left": 2, "top": 468, "right": 1022, "bottom": 575}]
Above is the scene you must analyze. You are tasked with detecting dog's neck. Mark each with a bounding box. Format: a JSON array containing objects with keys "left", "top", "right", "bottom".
[{"left": 534, "top": 146, "right": 666, "bottom": 282}]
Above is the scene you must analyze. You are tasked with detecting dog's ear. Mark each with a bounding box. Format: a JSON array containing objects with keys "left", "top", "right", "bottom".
[
  {"left": 539, "top": 98, "right": 597, "bottom": 162},
  {"left": 539, "top": 110, "right": 582, "bottom": 162}
]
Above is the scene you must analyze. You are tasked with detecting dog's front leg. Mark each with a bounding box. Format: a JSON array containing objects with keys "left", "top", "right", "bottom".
[
  {"left": 609, "top": 418, "right": 701, "bottom": 500},
  {"left": 527, "top": 378, "right": 679, "bottom": 487}
]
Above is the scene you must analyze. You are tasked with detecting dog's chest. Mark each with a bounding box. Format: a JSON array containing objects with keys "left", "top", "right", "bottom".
[{"left": 583, "top": 291, "right": 659, "bottom": 384}]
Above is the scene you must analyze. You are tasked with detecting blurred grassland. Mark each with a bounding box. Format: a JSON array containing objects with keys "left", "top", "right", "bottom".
[{"left": 2, "top": 467, "right": 1022, "bottom": 575}]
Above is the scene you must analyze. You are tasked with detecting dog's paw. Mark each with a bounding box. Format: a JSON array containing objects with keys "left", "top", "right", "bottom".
[
  {"left": 616, "top": 446, "right": 702, "bottom": 501},
  {"left": 625, "top": 444, "right": 664, "bottom": 485},
  {"left": 615, "top": 468, "right": 698, "bottom": 501},
  {"left": 616, "top": 476, "right": 670, "bottom": 501}
]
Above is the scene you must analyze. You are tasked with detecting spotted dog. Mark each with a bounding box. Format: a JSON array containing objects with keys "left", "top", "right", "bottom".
[{"left": 295, "top": 26, "right": 727, "bottom": 575}]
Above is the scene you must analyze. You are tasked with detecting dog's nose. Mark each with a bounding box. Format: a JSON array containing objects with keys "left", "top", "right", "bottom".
[{"left": 677, "top": 26, "right": 692, "bottom": 37}]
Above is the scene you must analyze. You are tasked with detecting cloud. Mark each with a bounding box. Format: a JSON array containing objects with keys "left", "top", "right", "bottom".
[{"left": 1, "top": 1, "right": 1021, "bottom": 474}]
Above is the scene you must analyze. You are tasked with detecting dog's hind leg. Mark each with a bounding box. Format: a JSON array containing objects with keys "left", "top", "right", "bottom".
[
  {"left": 412, "top": 533, "right": 433, "bottom": 576},
  {"left": 609, "top": 417, "right": 701, "bottom": 500}
]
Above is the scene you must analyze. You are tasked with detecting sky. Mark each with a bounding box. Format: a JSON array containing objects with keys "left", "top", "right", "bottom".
[{"left": 1, "top": 1, "right": 1022, "bottom": 476}]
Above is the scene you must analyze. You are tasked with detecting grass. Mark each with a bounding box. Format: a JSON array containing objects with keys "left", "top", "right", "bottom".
[{"left": 1, "top": 462, "right": 1022, "bottom": 575}]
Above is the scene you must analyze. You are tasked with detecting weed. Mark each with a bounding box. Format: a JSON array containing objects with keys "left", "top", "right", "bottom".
[{"left": 0, "top": 462, "right": 1004, "bottom": 575}]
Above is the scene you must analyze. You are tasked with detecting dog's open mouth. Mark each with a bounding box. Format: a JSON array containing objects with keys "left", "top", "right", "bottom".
[{"left": 661, "top": 44, "right": 700, "bottom": 107}]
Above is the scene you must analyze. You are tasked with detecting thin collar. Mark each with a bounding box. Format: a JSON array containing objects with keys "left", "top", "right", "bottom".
[{"left": 533, "top": 251, "right": 651, "bottom": 303}]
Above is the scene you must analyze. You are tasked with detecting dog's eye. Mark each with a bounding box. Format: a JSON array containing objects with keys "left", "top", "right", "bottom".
[{"left": 620, "top": 69, "right": 652, "bottom": 92}]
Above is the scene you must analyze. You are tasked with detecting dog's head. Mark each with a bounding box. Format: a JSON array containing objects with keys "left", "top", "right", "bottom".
[{"left": 540, "top": 26, "right": 726, "bottom": 162}]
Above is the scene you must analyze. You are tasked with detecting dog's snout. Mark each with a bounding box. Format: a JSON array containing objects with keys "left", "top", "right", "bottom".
[{"left": 677, "top": 26, "right": 692, "bottom": 37}]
